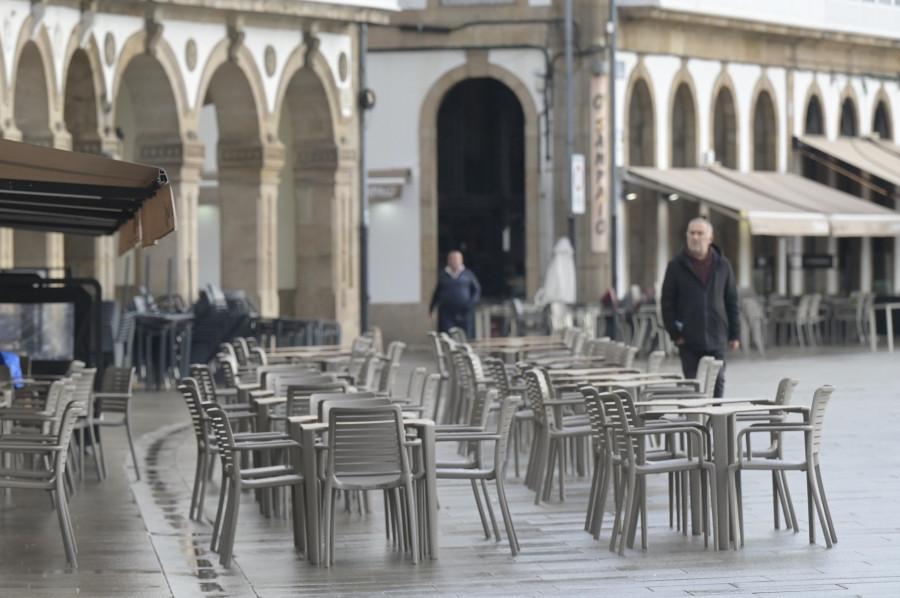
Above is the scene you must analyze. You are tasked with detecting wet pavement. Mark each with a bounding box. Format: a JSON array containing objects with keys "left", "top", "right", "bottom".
[{"left": 1, "top": 346, "right": 899, "bottom": 597}]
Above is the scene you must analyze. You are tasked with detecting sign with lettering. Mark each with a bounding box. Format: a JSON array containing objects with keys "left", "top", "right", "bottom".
[
  {"left": 571, "top": 153, "right": 585, "bottom": 214},
  {"left": 590, "top": 74, "right": 611, "bottom": 254}
]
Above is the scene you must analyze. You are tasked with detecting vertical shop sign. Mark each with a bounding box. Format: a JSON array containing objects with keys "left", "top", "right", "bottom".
[{"left": 590, "top": 74, "right": 610, "bottom": 253}]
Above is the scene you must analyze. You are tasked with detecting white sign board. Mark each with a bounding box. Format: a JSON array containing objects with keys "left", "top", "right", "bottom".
[{"left": 571, "top": 153, "right": 585, "bottom": 215}]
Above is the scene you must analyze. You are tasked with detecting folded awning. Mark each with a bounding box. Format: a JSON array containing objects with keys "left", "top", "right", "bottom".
[
  {"left": 794, "top": 135, "right": 900, "bottom": 191},
  {"left": 625, "top": 166, "right": 831, "bottom": 236},
  {"left": 709, "top": 166, "right": 900, "bottom": 237},
  {"left": 0, "top": 139, "right": 176, "bottom": 254}
]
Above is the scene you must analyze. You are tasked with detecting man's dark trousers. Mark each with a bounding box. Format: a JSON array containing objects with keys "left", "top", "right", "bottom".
[{"left": 677, "top": 346, "right": 726, "bottom": 398}]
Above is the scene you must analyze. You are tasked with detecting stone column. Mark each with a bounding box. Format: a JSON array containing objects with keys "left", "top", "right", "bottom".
[
  {"left": 789, "top": 236, "right": 803, "bottom": 296},
  {"left": 218, "top": 140, "right": 284, "bottom": 318},
  {"left": 894, "top": 197, "right": 900, "bottom": 294},
  {"left": 656, "top": 195, "right": 669, "bottom": 284},
  {"left": 738, "top": 219, "right": 752, "bottom": 288},
  {"left": 291, "top": 144, "right": 360, "bottom": 338},
  {"left": 135, "top": 137, "right": 205, "bottom": 305},
  {"left": 776, "top": 236, "right": 787, "bottom": 296},
  {"left": 826, "top": 236, "right": 838, "bottom": 295},
  {"left": 860, "top": 237, "right": 873, "bottom": 292}
]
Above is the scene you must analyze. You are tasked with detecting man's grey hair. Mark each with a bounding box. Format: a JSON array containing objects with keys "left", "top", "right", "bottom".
[{"left": 687, "top": 217, "right": 713, "bottom": 236}]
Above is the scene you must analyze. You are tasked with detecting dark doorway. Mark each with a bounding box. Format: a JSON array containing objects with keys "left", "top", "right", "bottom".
[{"left": 437, "top": 78, "right": 525, "bottom": 299}]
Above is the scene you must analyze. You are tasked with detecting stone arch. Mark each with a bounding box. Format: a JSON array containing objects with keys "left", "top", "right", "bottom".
[
  {"left": 420, "top": 59, "right": 540, "bottom": 306},
  {"left": 802, "top": 83, "right": 825, "bottom": 135},
  {"left": 838, "top": 84, "right": 859, "bottom": 137},
  {"left": 273, "top": 44, "right": 342, "bottom": 134},
  {"left": 62, "top": 35, "right": 111, "bottom": 288},
  {"left": 10, "top": 28, "right": 57, "bottom": 144},
  {"left": 872, "top": 88, "right": 892, "bottom": 140},
  {"left": 197, "top": 42, "right": 283, "bottom": 316},
  {"left": 111, "top": 32, "right": 189, "bottom": 138},
  {"left": 276, "top": 51, "right": 347, "bottom": 322},
  {"left": 800, "top": 84, "right": 828, "bottom": 184},
  {"left": 11, "top": 28, "right": 61, "bottom": 274},
  {"left": 195, "top": 41, "right": 268, "bottom": 133},
  {"left": 623, "top": 61, "right": 656, "bottom": 167},
  {"left": 114, "top": 33, "right": 189, "bottom": 301},
  {"left": 668, "top": 67, "right": 699, "bottom": 168},
  {"left": 623, "top": 63, "right": 658, "bottom": 290},
  {"left": 709, "top": 68, "right": 739, "bottom": 169},
  {"left": 750, "top": 75, "right": 779, "bottom": 171}
]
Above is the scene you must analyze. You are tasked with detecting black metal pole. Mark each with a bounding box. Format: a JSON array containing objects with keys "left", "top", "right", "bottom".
[
  {"left": 565, "top": 0, "right": 576, "bottom": 261},
  {"left": 359, "top": 23, "right": 370, "bottom": 334},
  {"left": 608, "top": 0, "right": 620, "bottom": 294}
]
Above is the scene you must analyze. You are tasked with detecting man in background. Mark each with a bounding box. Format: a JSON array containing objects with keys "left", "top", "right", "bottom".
[
  {"left": 661, "top": 217, "right": 740, "bottom": 397},
  {"left": 429, "top": 250, "right": 481, "bottom": 338}
]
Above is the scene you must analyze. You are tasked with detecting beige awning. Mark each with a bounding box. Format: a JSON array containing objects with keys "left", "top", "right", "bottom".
[
  {"left": 0, "top": 139, "right": 175, "bottom": 254},
  {"left": 625, "top": 166, "right": 831, "bottom": 236},
  {"left": 795, "top": 135, "right": 900, "bottom": 190},
  {"left": 709, "top": 165, "right": 900, "bottom": 237}
]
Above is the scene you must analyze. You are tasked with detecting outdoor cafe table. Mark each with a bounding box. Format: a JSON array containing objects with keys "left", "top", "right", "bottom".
[
  {"left": 869, "top": 302, "right": 900, "bottom": 353},
  {"left": 632, "top": 399, "right": 805, "bottom": 550},
  {"left": 288, "top": 415, "right": 438, "bottom": 565}
]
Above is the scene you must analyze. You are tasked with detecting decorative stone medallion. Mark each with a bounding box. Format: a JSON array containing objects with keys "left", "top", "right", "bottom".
[
  {"left": 104, "top": 32, "right": 115, "bottom": 66},
  {"left": 264, "top": 45, "right": 276, "bottom": 77},
  {"left": 185, "top": 39, "right": 197, "bottom": 71},
  {"left": 338, "top": 52, "right": 348, "bottom": 83}
]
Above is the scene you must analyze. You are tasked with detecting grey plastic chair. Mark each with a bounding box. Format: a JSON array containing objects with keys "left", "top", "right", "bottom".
[
  {"left": 321, "top": 404, "right": 418, "bottom": 566},
  {"left": 205, "top": 402, "right": 305, "bottom": 567},
  {"left": 436, "top": 395, "right": 522, "bottom": 555},
  {"left": 728, "top": 384, "right": 837, "bottom": 549},
  {"left": 0, "top": 400, "right": 85, "bottom": 568},
  {"left": 94, "top": 366, "right": 139, "bottom": 480}
]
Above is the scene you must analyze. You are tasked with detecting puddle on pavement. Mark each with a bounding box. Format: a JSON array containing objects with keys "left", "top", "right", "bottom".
[{"left": 143, "top": 427, "right": 229, "bottom": 594}]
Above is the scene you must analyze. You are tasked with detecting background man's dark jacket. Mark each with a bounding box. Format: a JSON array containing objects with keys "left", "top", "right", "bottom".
[
  {"left": 661, "top": 244, "right": 740, "bottom": 351},
  {"left": 430, "top": 268, "right": 481, "bottom": 334}
]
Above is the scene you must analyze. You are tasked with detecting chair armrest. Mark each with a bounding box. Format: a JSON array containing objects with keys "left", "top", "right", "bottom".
[
  {"left": 232, "top": 439, "right": 300, "bottom": 451},
  {"left": 434, "top": 432, "right": 500, "bottom": 442}
]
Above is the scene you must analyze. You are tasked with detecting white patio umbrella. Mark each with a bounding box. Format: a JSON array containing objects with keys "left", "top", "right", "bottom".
[{"left": 541, "top": 237, "right": 576, "bottom": 304}]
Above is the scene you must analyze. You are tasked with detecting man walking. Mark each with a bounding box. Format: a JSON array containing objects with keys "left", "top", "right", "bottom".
[
  {"left": 661, "top": 217, "right": 740, "bottom": 397},
  {"left": 429, "top": 250, "right": 481, "bottom": 338}
]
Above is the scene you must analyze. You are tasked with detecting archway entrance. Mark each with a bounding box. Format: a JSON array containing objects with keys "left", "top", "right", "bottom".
[
  {"left": 436, "top": 78, "right": 525, "bottom": 299},
  {"left": 626, "top": 78, "right": 656, "bottom": 290}
]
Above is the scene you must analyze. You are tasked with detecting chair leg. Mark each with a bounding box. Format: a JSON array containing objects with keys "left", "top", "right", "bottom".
[
  {"left": 210, "top": 469, "right": 229, "bottom": 552},
  {"left": 806, "top": 466, "right": 833, "bottom": 548},
  {"left": 218, "top": 479, "right": 241, "bottom": 567},
  {"left": 190, "top": 449, "right": 205, "bottom": 520},
  {"left": 403, "top": 480, "right": 419, "bottom": 564},
  {"left": 585, "top": 450, "right": 601, "bottom": 533},
  {"left": 591, "top": 455, "right": 612, "bottom": 540},
  {"left": 125, "top": 416, "right": 140, "bottom": 480},
  {"left": 815, "top": 464, "right": 838, "bottom": 544},
  {"left": 480, "top": 479, "right": 501, "bottom": 542},
  {"left": 470, "top": 479, "right": 491, "bottom": 539},
  {"left": 494, "top": 476, "right": 519, "bottom": 556},
  {"left": 778, "top": 471, "right": 798, "bottom": 533},
  {"left": 618, "top": 469, "right": 637, "bottom": 556}
]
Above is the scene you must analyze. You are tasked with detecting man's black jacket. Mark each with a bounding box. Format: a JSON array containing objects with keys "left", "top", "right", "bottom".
[{"left": 661, "top": 244, "right": 740, "bottom": 352}]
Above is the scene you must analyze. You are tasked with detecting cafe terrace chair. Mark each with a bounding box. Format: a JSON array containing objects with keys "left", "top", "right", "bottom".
[
  {"left": 727, "top": 384, "right": 837, "bottom": 549},
  {"left": 0, "top": 400, "right": 85, "bottom": 568},
  {"left": 69, "top": 368, "right": 101, "bottom": 481},
  {"left": 602, "top": 390, "right": 717, "bottom": 555},
  {"left": 204, "top": 402, "right": 305, "bottom": 567},
  {"left": 581, "top": 385, "right": 620, "bottom": 541},
  {"left": 435, "top": 395, "right": 522, "bottom": 555},
  {"left": 735, "top": 377, "right": 800, "bottom": 532},
  {"left": 522, "top": 368, "right": 591, "bottom": 504},
  {"left": 93, "top": 366, "right": 139, "bottom": 480},
  {"left": 321, "top": 403, "right": 418, "bottom": 567}
]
